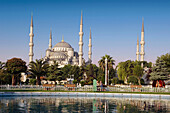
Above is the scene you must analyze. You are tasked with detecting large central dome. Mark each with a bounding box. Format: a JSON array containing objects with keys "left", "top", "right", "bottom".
[{"left": 54, "top": 41, "right": 72, "bottom": 48}]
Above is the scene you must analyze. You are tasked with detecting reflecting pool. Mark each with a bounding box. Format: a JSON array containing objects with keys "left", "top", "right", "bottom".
[{"left": 0, "top": 97, "right": 169, "bottom": 113}]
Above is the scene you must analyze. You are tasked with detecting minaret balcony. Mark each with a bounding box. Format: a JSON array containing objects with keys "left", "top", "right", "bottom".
[
  {"left": 79, "top": 32, "right": 84, "bottom": 36},
  {"left": 29, "top": 53, "right": 34, "bottom": 56},
  {"left": 79, "top": 42, "right": 83, "bottom": 45},
  {"left": 78, "top": 52, "right": 83, "bottom": 56},
  {"left": 29, "top": 43, "right": 34, "bottom": 46},
  {"left": 29, "top": 33, "right": 34, "bottom": 37},
  {"left": 140, "top": 52, "right": 145, "bottom": 55},
  {"left": 140, "top": 41, "right": 145, "bottom": 45}
]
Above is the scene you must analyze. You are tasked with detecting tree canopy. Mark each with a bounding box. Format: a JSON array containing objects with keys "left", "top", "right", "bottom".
[
  {"left": 133, "top": 65, "right": 143, "bottom": 85},
  {"left": 150, "top": 53, "right": 170, "bottom": 81},
  {"left": 117, "top": 60, "right": 147, "bottom": 84},
  {"left": 117, "top": 60, "right": 135, "bottom": 81},
  {"left": 47, "top": 61, "right": 61, "bottom": 84},
  {"left": 6, "top": 58, "right": 27, "bottom": 85},
  {"left": 29, "top": 59, "right": 49, "bottom": 85},
  {"left": 98, "top": 54, "right": 115, "bottom": 71}
]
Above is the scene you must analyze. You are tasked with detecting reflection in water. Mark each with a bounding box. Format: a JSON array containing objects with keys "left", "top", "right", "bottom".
[{"left": 0, "top": 97, "right": 169, "bottom": 113}]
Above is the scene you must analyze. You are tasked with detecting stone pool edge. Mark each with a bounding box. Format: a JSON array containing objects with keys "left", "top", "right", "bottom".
[{"left": 0, "top": 92, "right": 170, "bottom": 99}]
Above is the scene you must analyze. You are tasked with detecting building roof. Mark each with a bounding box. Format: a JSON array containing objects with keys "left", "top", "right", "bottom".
[{"left": 54, "top": 41, "right": 72, "bottom": 48}]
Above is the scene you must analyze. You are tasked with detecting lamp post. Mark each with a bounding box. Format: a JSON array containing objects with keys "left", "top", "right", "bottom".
[{"left": 108, "top": 70, "right": 109, "bottom": 85}]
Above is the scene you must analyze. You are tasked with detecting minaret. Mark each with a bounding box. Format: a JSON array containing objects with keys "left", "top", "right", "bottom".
[
  {"left": 136, "top": 35, "right": 140, "bottom": 61},
  {"left": 49, "top": 29, "right": 52, "bottom": 49},
  {"left": 29, "top": 15, "right": 34, "bottom": 63},
  {"left": 140, "top": 18, "right": 145, "bottom": 63},
  {"left": 78, "top": 11, "right": 84, "bottom": 66},
  {"left": 88, "top": 28, "right": 92, "bottom": 63}
]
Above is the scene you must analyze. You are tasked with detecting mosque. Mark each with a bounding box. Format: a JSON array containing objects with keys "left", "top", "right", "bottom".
[{"left": 29, "top": 12, "right": 92, "bottom": 67}]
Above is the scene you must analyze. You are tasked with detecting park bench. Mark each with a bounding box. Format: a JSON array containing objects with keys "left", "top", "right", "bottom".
[
  {"left": 64, "top": 84, "right": 76, "bottom": 91},
  {"left": 42, "top": 84, "right": 55, "bottom": 90},
  {"left": 130, "top": 85, "right": 142, "bottom": 92}
]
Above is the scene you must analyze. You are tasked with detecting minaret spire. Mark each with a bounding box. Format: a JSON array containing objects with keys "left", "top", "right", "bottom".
[
  {"left": 62, "top": 35, "right": 64, "bottom": 42},
  {"left": 30, "top": 14, "right": 33, "bottom": 27},
  {"left": 142, "top": 17, "right": 144, "bottom": 32},
  {"left": 78, "top": 11, "right": 84, "bottom": 66},
  {"left": 49, "top": 29, "right": 52, "bottom": 49},
  {"left": 136, "top": 35, "right": 139, "bottom": 61},
  {"left": 29, "top": 14, "right": 34, "bottom": 63},
  {"left": 140, "top": 18, "right": 145, "bottom": 66},
  {"left": 88, "top": 28, "right": 92, "bottom": 63},
  {"left": 80, "top": 11, "right": 83, "bottom": 25}
]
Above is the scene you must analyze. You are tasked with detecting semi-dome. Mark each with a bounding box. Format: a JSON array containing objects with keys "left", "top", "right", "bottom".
[{"left": 54, "top": 41, "right": 72, "bottom": 48}]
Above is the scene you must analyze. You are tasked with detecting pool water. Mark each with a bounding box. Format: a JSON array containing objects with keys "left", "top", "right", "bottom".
[{"left": 0, "top": 97, "right": 169, "bottom": 113}]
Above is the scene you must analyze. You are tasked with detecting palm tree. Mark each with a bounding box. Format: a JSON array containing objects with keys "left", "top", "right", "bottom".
[
  {"left": 98, "top": 54, "right": 115, "bottom": 71},
  {"left": 29, "top": 59, "right": 49, "bottom": 85}
]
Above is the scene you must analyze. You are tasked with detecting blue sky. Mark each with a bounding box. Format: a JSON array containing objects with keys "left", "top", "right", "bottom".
[{"left": 0, "top": 0, "right": 170, "bottom": 65}]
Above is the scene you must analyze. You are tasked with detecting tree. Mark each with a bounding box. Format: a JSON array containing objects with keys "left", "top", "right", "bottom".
[
  {"left": 97, "top": 68, "right": 105, "bottom": 84},
  {"left": 98, "top": 54, "right": 115, "bottom": 71},
  {"left": 150, "top": 57, "right": 169, "bottom": 81},
  {"left": 61, "top": 64, "right": 72, "bottom": 80},
  {"left": 47, "top": 61, "right": 60, "bottom": 84},
  {"left": 159, "top": 53, "right": 170, "bottom": 73},
  {"left": 85, "top": 64, "right": 95, "bottom": 85},
  {"left": 0, "top": 61, "right": 11, "bottom": 85},
  {"left": 117, "top": 60, "right": 135, "bottom": 82},
  {"left": 71, "top": 65, "right": 82, "bottom": 83},
  {"left": 86, "top": 64, "right": 94, "bottom": 78},
  {"left": 98, "top": 55, "right": 115, "bottom": 84},
  {"left": 29, "top": 59, "right": 49, "bottom": 85},
  {"left": 0, "top": 70, "right": 12, "bottom": 85},
  {"left": 109, "top": 68, "right": 116, "bottom": 79},
  {"left": 140, "top": 61, "right": 152, "bottom": 68},
  {"left": 6, "top": 58, "right": 27, "bottom": 85},
  {"left": 133, "top": 65, "right": 143, "bottom": 85},
  {"left": 112, "top": 77, "right": 119, "bottom": 85},
  {"left": 127, "top": 76, "right": 138, "bottom": 85}
]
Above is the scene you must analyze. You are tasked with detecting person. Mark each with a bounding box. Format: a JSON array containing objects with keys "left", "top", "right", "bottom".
[
  {"left": 100, "top": 81, "right": 103, "bottom": 91},
  {"left": 144, "top": 101, "right": 146, "bottom": 109},
  {"left": 97, "top": 81, "right": 99, "bottom": 91},
  {"left": 97, "top": 81, "right": 99, "bottom": 86}
]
